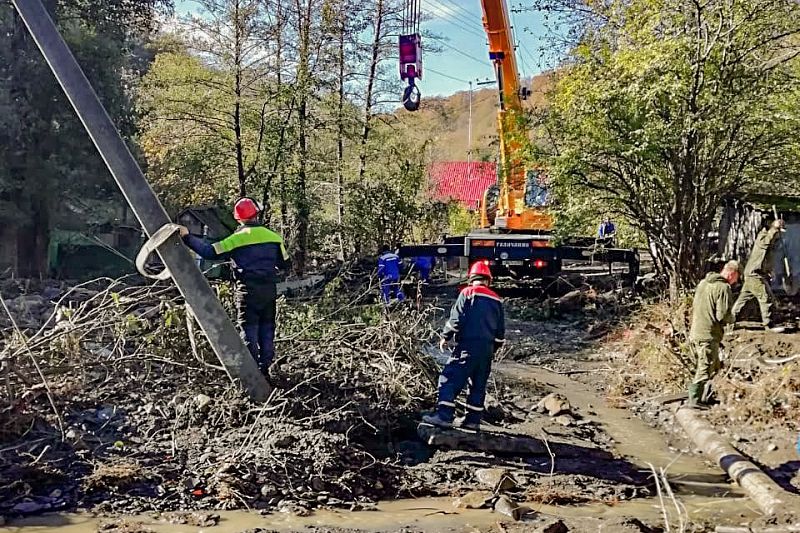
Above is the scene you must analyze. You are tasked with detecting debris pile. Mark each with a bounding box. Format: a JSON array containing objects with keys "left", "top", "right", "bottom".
[{"left": 0, "top": 276, "right": 440, "bottom": 516}]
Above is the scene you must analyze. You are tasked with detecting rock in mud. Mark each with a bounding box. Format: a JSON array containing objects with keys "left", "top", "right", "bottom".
[
  {"left": 536, "top": 393, "right": 572, "bottom": 417},
  {"left": 539, "top": 519, "right": 569, "bottom": 533},
  {"left": 453, "top": 490, "right": 494, "bottom": 509},
  {"left": 554, "top": 414, "right": 574, "bottom": 427},
  {"left": 163, "top": 511, "right": 219, "bottom": 526},
  {"left": 493, "top": 495, "right": 523, "bottom": 520},
  {"left": 475, "top": 468, "right": 517, "bottom": 492},
  {"left": 194, "top": 394, "right": 212, "bottom": 410}
]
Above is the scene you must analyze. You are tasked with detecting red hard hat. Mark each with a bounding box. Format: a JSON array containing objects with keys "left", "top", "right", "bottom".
[
  {"left": 233, "top": 198, "right": 259, "bottom": 221},
  {"left": 468, "top": 261, "right": 492, "bottom": 280}
]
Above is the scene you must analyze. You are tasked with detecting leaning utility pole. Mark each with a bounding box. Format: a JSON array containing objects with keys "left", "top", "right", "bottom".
[{"left": 11, "top": 0, "right": 271, "bottom": 401}]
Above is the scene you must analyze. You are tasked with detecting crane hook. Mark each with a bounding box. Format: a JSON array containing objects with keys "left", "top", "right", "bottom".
[{"left": 403, "top": 83, "right": 421, "bottom": 112}]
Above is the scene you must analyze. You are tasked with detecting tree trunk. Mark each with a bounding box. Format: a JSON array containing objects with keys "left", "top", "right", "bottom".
[
  {"left": 233, "top": 0, "right": 246, "bottom": 196},
  {"left": 291, "top": 0, "right": 313, "bottom": 275},
  {"left": 335, "top": 10, "right": 346, "bottom": 260},
  {"left": 357, "top": 0, "right": 384, "bottom": 183}
]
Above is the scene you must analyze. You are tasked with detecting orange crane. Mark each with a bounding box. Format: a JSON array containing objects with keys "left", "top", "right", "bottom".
[
  {"left": 398, "top": 0, "right": 639, "bottom": 282},
  {"left": 478, "top": 0, "right": 552, "bottom": 233}
]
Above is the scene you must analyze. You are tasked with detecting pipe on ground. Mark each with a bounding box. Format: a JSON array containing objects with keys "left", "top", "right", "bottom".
[{"left": 675, "top": 407, "right": 800, "bottom": 516}]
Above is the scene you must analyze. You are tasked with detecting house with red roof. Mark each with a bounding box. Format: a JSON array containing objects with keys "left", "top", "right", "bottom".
[{"left": 428, "top": 161, "right": 497, "bottom": 210}]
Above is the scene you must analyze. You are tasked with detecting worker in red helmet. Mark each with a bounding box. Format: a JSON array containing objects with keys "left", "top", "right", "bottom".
[
  {"left": 423, "top": 261, "right": 505, "bottom": 431},
  {"left": 178, "top": 198, "right": 290, "bottom": 375}
]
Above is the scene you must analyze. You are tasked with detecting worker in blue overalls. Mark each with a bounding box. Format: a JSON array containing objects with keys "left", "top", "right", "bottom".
[
  {"left": 423, "top": 262, "right": 505, "bottom": 431},
  {"left": 377, "top": 244, "right": 405, "bottom": 303},
  {"left": 179, "top": 198, "right": 290, "bottom": 375},
  {"left": 412, "top": 251, "right": 435, "bottom": 283}
]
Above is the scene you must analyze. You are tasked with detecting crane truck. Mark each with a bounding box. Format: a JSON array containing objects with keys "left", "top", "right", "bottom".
[{"left": 397, "top": 0, "right": 639, "bottom": 282}]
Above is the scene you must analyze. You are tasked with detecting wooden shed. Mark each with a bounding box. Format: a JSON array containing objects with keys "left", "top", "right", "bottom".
[{"left": 715, "top": 194, "right": 800, "bottom": 293}]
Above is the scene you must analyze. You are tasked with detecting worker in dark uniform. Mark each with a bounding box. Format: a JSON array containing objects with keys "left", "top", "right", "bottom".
[
  {"left": 732, "top": 219, "right": 787, "bottom": 332},
  {"left": 178, "top": 198, "right": 290, "bottom": 374},
  {"left": 377, "top": 245, "right": 405, "bottom": 303},
  {"left": 423, "top": 262, "right": 505, "bottom": 431},
  {"left": 687, "top": 260, "right": 740, "bottom": 407}
]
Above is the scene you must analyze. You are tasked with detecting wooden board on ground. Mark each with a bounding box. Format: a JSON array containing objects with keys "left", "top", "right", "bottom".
[{"left": 417, "top": 423, "right": 576, "bottom": 456}]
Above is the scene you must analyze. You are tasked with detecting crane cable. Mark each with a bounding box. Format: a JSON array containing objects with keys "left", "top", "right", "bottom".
[{"left": 404, "top": 0, "right": 421, "bottom": 34}]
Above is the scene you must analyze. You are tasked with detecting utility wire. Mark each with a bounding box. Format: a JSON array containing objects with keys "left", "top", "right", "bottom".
[
  {"left": 426, "top": 66, "right": 471, "bottom": 84},
  {"left": 423, "top": 1, "right": 486, "bottom": 40},
  {"left": 430, "top": 0, "right": 485, "bottom": 34},
  {"left": 430, "top": 36, "right": 492, "bottom": 67}
]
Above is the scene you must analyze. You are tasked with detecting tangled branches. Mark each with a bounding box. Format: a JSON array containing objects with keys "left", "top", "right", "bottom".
[{"left": 0, "top": 275, "right": 442, "bottom": 515}]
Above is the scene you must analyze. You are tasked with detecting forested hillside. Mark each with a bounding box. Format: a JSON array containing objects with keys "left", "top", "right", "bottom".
[{"left": 396, "top": 73, "right": 551, "bottom": 162}]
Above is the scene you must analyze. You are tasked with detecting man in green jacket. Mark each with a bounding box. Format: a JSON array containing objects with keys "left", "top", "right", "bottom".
[
  {"left": 732, "top": 219, "right": 786, "bottom": 333},
  {"left": 688, "top": 260, "right": 740, "bottom": 407}
]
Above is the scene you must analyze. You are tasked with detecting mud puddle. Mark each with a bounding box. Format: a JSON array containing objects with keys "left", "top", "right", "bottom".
[{"left": 1, "top": 494, "right": 761, "bottom": 532}]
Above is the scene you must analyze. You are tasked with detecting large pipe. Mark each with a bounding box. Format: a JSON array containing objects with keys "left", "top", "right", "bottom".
[
  {"left": 10, "top": 0, "right": 270, "bottom": 401},
  {"left": 675, "top": 407, "right": 800, "bottom": 515}
]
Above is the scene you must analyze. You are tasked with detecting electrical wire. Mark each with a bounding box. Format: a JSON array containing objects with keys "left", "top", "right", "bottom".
[
  {"left": 438, "top": 0, "right": 480, "bottom": 24},
  {"left": 425, "top": 66, "right": 472, "bottom": 84},
  {"left": 430, "top": 36, "right": 492, "bottom": 67},
  {"left": 422, "top": 1, "right": 485, "bottom": 40},
  {"left": 430, "top": 0, "right": 485, "bottom": 34}
]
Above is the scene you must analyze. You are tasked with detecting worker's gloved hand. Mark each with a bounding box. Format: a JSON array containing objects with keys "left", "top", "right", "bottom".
[
  {"left": 439, "top": 337, "right": 448, "bottom": 352},
  {"left": 773, "top": 219, "right": 786, "bottom": 231},
  {"left": 178, "top": 225, "right": 189, "bottom": 237}
]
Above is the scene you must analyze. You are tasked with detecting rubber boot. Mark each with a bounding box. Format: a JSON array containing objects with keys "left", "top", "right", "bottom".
[{"left": 687, "top": 382, "right": 704, "bottom": 407}]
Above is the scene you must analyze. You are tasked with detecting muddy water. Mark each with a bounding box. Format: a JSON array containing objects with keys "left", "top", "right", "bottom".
[{"left": 1, "top": 495, "right": 760, "bottom": 532}]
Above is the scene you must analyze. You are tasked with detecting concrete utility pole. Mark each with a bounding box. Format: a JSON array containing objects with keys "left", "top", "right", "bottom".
[
  {"left": 11, "top": 0, "right": 271, "bottom": 401},
  {"left": 467, "top": 80, "right": 473, "bottom": 165}
]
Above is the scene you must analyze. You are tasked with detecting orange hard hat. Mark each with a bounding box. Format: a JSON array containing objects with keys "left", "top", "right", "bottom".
[
  {"left": 234, "top": 197, "right": 259, "bottom": 221},
  {"left": 468, "top": 261, "right": 492, "bottom": 281}
]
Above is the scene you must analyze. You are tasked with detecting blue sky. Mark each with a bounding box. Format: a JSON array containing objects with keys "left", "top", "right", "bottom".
[{"left": 174, "top": 0, "right": 548, "bottom": 97}]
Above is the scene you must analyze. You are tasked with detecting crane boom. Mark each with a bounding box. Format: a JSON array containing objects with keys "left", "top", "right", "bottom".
[
  {"left": 481, "top": 0, "right": 523, "bottom": 113},
  {"left": 479, "top": 0, "right": 552, "bottom": 232}
]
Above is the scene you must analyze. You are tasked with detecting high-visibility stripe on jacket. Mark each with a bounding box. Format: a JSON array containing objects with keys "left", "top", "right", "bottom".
[
  {"left": 378, "top": 252, "right": 401, "bottom": 280},
  {"left": 183, "top": 223, "right": 289, "bottom": 282}
]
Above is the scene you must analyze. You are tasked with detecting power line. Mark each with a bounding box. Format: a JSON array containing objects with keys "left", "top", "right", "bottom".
[
  {"left": 430, "top": 36, "right": 492, "bottom": 68},
  {"left": 425, "top": 66, "right": 471, "bottom": 84},
  {"left": 434, "top": 0, "right": 485, "bottom": 33},
  {"left": 422, "top": 1, "right": 485, "bottom": 40},
  {"left": 425, "top": 0, "right": 482, "bottom": 31}
]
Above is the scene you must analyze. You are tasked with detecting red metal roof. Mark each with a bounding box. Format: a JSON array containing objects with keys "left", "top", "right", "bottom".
[{"left": 429, "top": 161, "right": 497, "bottom": 209}]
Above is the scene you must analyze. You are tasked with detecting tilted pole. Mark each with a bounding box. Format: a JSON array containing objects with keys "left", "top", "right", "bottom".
[{"left": 11, "top": 0, "right": 270, "bottom": 401}]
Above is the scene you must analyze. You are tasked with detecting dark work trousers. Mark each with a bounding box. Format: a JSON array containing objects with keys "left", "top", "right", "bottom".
[
  {"left": 236, "top": 280, "right": 277, "bottom": 372},
  {"left": 435, "top": 341, "right": 493, "bottom": 425}
]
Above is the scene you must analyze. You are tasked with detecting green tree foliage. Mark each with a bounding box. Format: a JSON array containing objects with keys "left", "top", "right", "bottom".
[
  {"left": 0, "top": 0, "right": 170, "bottom": 276},
  {"left": 346, "top": 125, "right": 446, "bottom": 249},
  {"left": 544, "top": 0, "right": 800, "bottom": 290},
  {"left": 138, "top": 0, "right": 440, "bottom": 272}
]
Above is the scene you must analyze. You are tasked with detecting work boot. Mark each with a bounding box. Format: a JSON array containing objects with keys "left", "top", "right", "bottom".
[
  {"left": 460, "top": 420, "right": 481, "bottom": 432},
  {"left": 766, "top": 325, "right": 786, "bottom": 333},
  {"left": 421, "top": 413, "right": 453, "bottom": 429}
]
